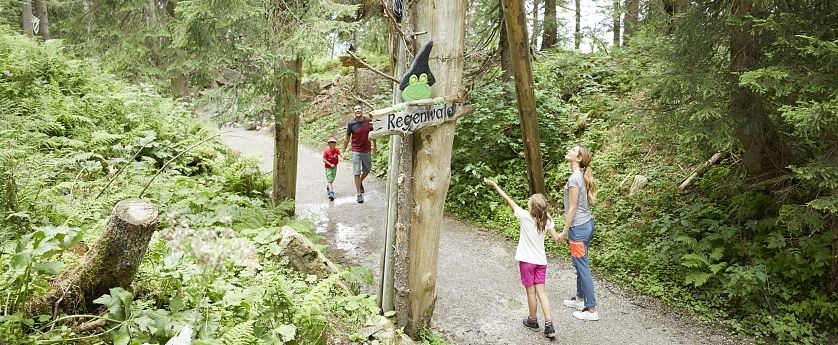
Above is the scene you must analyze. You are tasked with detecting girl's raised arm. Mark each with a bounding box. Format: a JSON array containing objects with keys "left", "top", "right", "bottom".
[{"left": 484, "top": 178, "right": 520, "bottom": 210}]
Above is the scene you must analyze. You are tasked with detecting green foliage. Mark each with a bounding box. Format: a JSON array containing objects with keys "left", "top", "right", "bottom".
[{"left": 0, "top": 30, "right": 378, "bottom": 344}]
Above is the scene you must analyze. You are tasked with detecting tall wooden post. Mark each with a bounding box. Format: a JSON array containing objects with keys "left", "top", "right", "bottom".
[
  {"left": 272, "top": 58, "right": 302, "bottom": 213},
  {"left": 501, "top": 0, "right": 547, "bottom": 195},
  {"left": 394, "top": 0, "right": 468, "bottom": 336}
]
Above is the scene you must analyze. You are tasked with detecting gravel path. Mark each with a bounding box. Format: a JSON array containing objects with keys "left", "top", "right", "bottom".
[{"left": 218, "top": 126, "right": 746, "bottom": 345}]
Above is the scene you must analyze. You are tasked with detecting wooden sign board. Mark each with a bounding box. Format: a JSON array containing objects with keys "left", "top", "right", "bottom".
[{"left": 368, "top": 99, "right": 474, "bottom": 140}]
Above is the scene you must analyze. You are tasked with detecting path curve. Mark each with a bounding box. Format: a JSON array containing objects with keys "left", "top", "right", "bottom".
[{"left": 219, "top": 127, "right": 744, "bottom": 345}]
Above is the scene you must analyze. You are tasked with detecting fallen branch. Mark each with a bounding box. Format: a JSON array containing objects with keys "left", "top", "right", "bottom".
[
  {"left": 76, "top": 319, "right": 107, "bottom": 333},
  {"left": 355, "top": 96, "right": 376, "bottom": 110},
  {"left": 138, "top": 133, "right": 223, "bottom": 198},
  {"left": 94, "top": 142, "right": 149, "bottom": 200},
  {"left": 345, "top": 50, "right": 399, "bottom": 84},
  {"left": 678, "top": 152, "right": 723, "bottom": 190}
]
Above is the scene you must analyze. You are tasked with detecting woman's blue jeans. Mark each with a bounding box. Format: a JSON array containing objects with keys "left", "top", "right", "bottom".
[{"left": 569, "top": 219, "right": 597, "bottom": 308}]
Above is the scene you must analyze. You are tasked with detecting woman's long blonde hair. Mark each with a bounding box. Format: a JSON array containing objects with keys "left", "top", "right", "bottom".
[
  {"left": 528, "top": 194, "right": 550, "bottom": 234},
  {"left": 577, "top": 146, "right": 598, "bottom": 204}
]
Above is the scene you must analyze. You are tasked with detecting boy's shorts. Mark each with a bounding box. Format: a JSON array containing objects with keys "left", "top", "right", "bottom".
[
  {"left": 325, "top": 167, "right": 337, "bottom": 183},
  {"left": 519, "top": 261, "right": 547, "bottom": 286}
]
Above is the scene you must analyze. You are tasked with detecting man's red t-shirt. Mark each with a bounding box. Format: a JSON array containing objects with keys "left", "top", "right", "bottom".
[
  {"left": 346, "top": 117, "right": 372, "bottom": 152},
  {"left": 323, "top": 148, "right": 341, "bottom": 168}
]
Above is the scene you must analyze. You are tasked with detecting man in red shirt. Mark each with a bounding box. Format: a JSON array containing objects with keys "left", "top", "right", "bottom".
[
  {"left": 322, "top": 137, "right": 341, "bottom": 201},
  {"left": 342, "top": 102, "right": 376, "bottom": 203}
]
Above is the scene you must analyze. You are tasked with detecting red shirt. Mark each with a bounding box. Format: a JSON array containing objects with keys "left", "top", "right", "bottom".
[
  {"left": 346, "top": 117, "right": 372, "bottom": 152},
  {"left": 323, "top": 148, "right": 341, "bottom": 168}
]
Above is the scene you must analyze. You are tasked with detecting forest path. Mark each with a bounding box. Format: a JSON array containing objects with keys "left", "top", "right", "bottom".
[{"left": 218, "top": 126, "right": 742, "bottom": 345}]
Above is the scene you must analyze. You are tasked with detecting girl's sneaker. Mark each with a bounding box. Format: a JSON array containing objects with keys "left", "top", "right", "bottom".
[
  {"left": 563, "top": 297, "right": 584, "bottom": 310},
  {"left": 522, "top": 317, "right": 539, "bottom": 331},
  {"left": 572, "top": 308, "right": 599, "bottom": 321},
  {"left": 543, "top": 321, "right": 556, "bottom": 339}
]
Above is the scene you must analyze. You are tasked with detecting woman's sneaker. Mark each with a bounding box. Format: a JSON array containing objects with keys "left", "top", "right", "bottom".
[
  {"left": 522, "top": 317, "right": 539, "bottom": 331},
  {"left": 572, "top": 308, "right": 599, "bottom": 321},
  {"left": 563, "top": 297, "right": 584, "bottom": 310},
  {"left": 543, "top": 321, "right": 556, "bottom": 339}
]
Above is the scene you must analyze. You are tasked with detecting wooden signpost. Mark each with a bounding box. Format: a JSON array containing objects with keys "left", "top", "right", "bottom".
[{"left": 372, "top": 39, "right": 474, "bottom": 332}]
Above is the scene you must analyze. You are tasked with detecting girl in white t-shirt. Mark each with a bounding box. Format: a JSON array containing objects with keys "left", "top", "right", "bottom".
[{"left": 485, "top": 178, "right": 559, "bottom": 339}]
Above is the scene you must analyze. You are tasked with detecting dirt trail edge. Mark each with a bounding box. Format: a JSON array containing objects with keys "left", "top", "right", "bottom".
[{"left": 219, "top": 126, "right": 744, "bottom": 345}]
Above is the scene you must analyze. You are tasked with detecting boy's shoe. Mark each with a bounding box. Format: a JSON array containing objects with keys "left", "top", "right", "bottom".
[
  {"left": 563, "top": 296, "right": 584, "bottom": 310},
  {"left": 328, "top": 190, "right": 335, "bottom": 201},
  {"left": 572, "top": 308, "right": 599, "bottom": 321},
  {"left": 543, "top": 321, "right": 556, "bottom": 339},
  {"left": 360, "top": 182, "right": 365, "bottom": 194},
  {"left": 357, "top": 194, "right": 364, "bottom": 203},
  {"left": 522, "top": 317, "right": 539, "bottom": 331}
]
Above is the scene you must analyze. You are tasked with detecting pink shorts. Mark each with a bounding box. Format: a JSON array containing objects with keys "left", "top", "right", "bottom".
[{"left": 519, "top": 261, "right": 547, "bottom": 286}]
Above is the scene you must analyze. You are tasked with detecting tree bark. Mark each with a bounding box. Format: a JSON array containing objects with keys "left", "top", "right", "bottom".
[
  {"left": 574, "top": 0, "right": 581, "bottom": 50},
  {"left": 147, "top": 0, "right": 158, "bottom": 28},
  {"left": 729, "top": 0, "right": 776, "bottom": 175},
  {"left": 612, "top": 0, "right": 621, "bottom": 49},
  {"left": 29, "top": 200, "right": 158, "bottom": 314},
  {"left": 623, "top": 0, "right": 638, "bottom": 46},
  {"left": 530, "top": 0, "right": 540, "bottom": 48},
  {"left": 21, "top": 0, "right": 34, "bottom": 36},
  {"left": 82, "top": 0, "right": 92, "bottom": 38},
  {"left": 272, "top": 58, "right": 302, "bottom": 213},
  {"left": 396, "top": 0, "right": 467, "bottom": 336},
  {"left": 827, "top": 212, "right": 838, "bottom": 293},
  {"left": 34, "top": 0, "right": 48, "bottom": 39},
  {"left": 498, "top": 11, "right": 512, "bottom": 81},
  {"left": 502, "top": 0, "right": 547, "bottom": 196},
  {"left": 541, "top": 0, "right": 557, "bottom": 50}
]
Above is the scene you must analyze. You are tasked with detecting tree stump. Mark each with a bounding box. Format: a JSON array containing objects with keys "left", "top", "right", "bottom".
[{"left": 29, "top": 200, "right": 158, "bottom": 315}]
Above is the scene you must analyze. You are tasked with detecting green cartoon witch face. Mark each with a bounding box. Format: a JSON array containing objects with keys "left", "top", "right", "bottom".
[{"left": 402, "top": 73, "right": 432, "bottom": 101}]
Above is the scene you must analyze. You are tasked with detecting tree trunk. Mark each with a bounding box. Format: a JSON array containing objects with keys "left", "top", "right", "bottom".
[
  {"left": 498, "top": 13, "right": 512, "bottom": 81},
  {"left": 398, "top": 0, "right": 467, "bottom": 336},
  {"left": 34, "top": 0, "right": 48, "bottom": 39},
  {"left": 21, "top": 0, "right": 34, "bottom": 36},
  {"left": 147, "top": 0, "right": 158, "bottom": 28},
  {"left": 530, "top": 0, "right": 540, "bottom": 48},
  {"left": 623, "top": 0, "right": 638, "bottom": 46},
  {"left": 502, "top": 0, "right": 547, "bottom": 196},
  {"left": 29, "top": 200, "right": 158, "bottom": 314},
  {"left": 574, "top": 0, "right": 581, "bottom": 50},
  {"left": 612, "top": 0, "right": 621, "bottom": 49},
  {"left": 272, "top": 58, "right": 302, "bottom": 213},
  {"left": 827, "top": 213, "right": 838, "bottom": 293},
  {"left": 82, "top": 0, "right": 93, "bottom": 38},
  {"left": 541, "top": 0, "right": 557, "bottom": 50},
  {"left": 729, "top": 0, "right": 774, "bottom": 175}
]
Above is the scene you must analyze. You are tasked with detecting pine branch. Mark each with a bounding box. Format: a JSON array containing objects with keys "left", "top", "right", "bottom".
[{"left": 346, "top": 50, "right": 399, "bottom": 84}]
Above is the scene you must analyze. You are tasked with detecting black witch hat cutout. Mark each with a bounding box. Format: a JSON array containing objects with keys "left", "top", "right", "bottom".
[{"left": 399, "top": 41, "right": 435, "bottom": 101}]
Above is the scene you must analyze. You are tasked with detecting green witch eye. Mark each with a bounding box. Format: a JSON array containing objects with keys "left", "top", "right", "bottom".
[
  {"left": 419, "top": 73, "right": 428, "bottom": 83},
  {"left": 409, "top": 75, "right": 418, "bottom": 85}
]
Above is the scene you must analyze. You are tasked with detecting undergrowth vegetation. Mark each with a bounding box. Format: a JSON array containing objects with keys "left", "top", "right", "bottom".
[
  {"left": 0, "top": 27, "right": 380, "bottom": 344},
  {"left": 298, "top": 39, "right": 838, "bottom": 345}
]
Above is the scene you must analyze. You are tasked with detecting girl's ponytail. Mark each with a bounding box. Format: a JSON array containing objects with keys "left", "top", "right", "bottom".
[{"left": 578, "top": 147, "right": 598, "bottom": 204}]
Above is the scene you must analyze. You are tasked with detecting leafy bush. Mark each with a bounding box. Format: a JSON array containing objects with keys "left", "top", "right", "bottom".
[{"left": 0, "top": 27, "right": 378, "bottom": 344}]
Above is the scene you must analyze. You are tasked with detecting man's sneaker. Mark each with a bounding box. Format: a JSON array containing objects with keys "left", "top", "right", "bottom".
[
  {"left": 563, "top": 297, "right": 584, "bottom": 310},
  {"left": 522, "top": 317, "right": 539, "bottom": 331},
  {"left": 360, "top": 182, "right": 365, "bottom": 194},
  {"left": 543, "top": 321, "right": 556, "bottom": 339},
  {"left": 357, "top": 194, "right": 364, "bottom": 203},
  {"left": 572, "top": 308, "right": 599, "bottom": 321}
]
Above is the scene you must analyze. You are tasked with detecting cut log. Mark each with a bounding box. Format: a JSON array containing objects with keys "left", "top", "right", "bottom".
[
  {"left": 629, "top": 175, "right": 647, "bottom": 196},
  {"left": 29, "top": 200, "right": 158, "bottom": 314}
]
